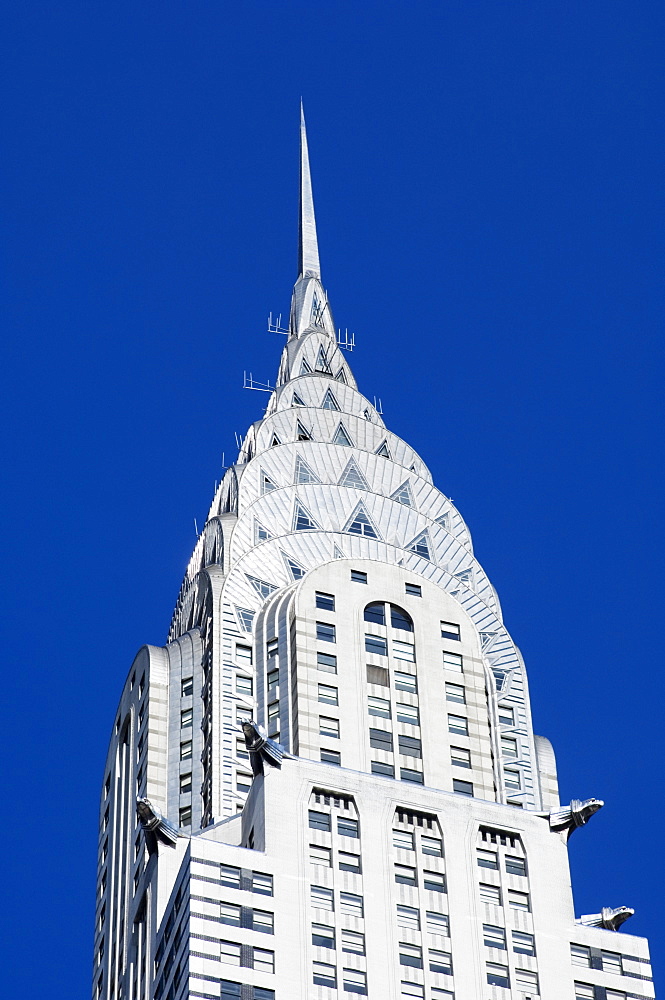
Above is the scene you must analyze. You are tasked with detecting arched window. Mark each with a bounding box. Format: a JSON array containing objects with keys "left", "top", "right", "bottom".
[
  {"left": 364, "top": 602, "right": 385, "bottom": 626},
  {"left": 390, "top": 605, "right": 413, "bottom": 632}
]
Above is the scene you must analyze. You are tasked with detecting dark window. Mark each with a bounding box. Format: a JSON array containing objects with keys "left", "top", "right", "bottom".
[
  {"left": 181, "top": 677, "right": 193, "bottom": 697},
  {"left": 371, "top": 761, "right": 395, "bottom": 778},
  {"left": 453, "top": 779, "right": 474, "bottom": 797},
  {"left": 313, "top": 964, "right": 336, "bottom": 988},
  {"left": 487, "top": 965, "right": 510, "bottom": 988},
  {"left": 351, "top": 570, "right": 367, "bottom": 584},
  {"left": 316, "top": 622, "right": 336, "bottom": 643},
  {"left": 365, "top": 634, "right": 388, "bottom": 656},
  {"left": 220, "top": 982, "right": 242, "bottom": 1000},
  {"left": 339, "top": 851, "right": 361, "bottom": 873},
  {"left": 429, "top": 950, "right": 453, "bottom": 975},
  {"left": 317, "top": 652, "right": 337, "bottom": 673},
  {"left": 321, "top": 748, "right": 341, "bottom": 766},
  {"left": 423, "top": 871, "right": 446, "bottom": 892},
  {"left": 312, "top": 923, "right": 335, "bottom": 948},
  {"left": 338, "top": 817, "right": 359, "bottom": 838},
  {"left": 316, "top": 592, "right": 335, "bottom": 612},
  {"left": 390, "top": 605, "right": 414, "bottom": 632},
  {"left": 400, "top": 767, "right": 424, "bottom": 784},
  {"left": 309, "top": 810, "right": 331, "bottom": 832},
  {"left": 220, "top": 864, "right": 241, "bottom": 889},
  {"left": 395, "top": 864, "right": 417, "bottom": 886},
  {"left": 398, "top": 735, "right": 422, "bottom": 758},
  {"left": 399, "top": 943, "right": 423, "bottom": 968},
  {"left": 505, "top": 855, "right": 527, "bottom": 877},
  {"left": 477, "top": 848, "right": 498, "bottom": 870},
  {"left": 405, "top": 583, "right": 421, "bottom": 596},
  {"left": 441, "top": 621, "right": 461, "bottom": 641},
  {"left": 364, "top": 602, "right": 385, "bottom": 625},
  {"left": 394, "top": 671, "right": 417, "bottom": 693},
  {"left": 369, "top": 728, "right": 393, "bottom": 752}
]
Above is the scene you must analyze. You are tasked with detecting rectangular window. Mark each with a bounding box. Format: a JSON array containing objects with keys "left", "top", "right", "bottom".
[
  {"left": 365, "top": 634, "right": 388, "bottom": 656},
  {"left": 498, "top": 705, "right": 514, "bottom": 725},
  {"left": 339, "top": 851, "right": 361, "bottom": 873},
  {"left": 267, "top": 701, "right": 279, "bottom": 722},
  {"left": 253, "top": 947, "right": 274, "bottom": 974},
  {"left": 441, "top": 622, "right": 461, "bottom": 641},
  {"left": 483, "top": 924, "right": 506, "bottom": 949},
  {"left": 338, "top": 816, "right": 359, "bottom": 838},
  {"left": 479, "top": 882, "right": 502, "bottom": 905},
  {"left": 309, "top": 845, "right": 332, "bottom": 867},
  {"left": 393, "top": 640, "right": 416, "bottom": 662},
  {"left": 317, "top": 651, "right": 337, "bottom": 673},
  {"left": 405, "top": 583, "right": 422, "bottom": 596},
  {"left": 601, "top": 951, "right": 623, "bottom": 974},
  {"left": 220, "top": 984, "right": 242, "bottom": 1000},
  {"left": 351, "top": 570, "right": 367, "bottom": 584},
  {"left": 236, "top": 705, "right": 252, "bottom": 724},
  {"left": 372, "top": 760, "right": 395, "bottom": 777},
  {"left": 181, "top": 676, "right": 193, "bottom": 697},
  {"left": 340, "top": 891, "right": 364, "bottom": 917},
  {"left": 235, "top": 644, "right": 253, "bottom": 666},
  {"left": 477, "top": 848, "right": 498, "bottom": 870},
  {"left": 318, "top": 683, "right": 338, "bottom": 705},
  {"left": 368, "top": 695, "right": 391, "bottom": 718},
  {"left": 423, "top": 870, "right": 446, "bottom": 893},
  {"left": 447, "top": 713, "right": 468, "bottom": 735},
  {"left": 395, "top": 670, "right": 417, "bottom": 693},
  {"left": 453, "top": 778, "right": 474, "bottom": 796},
  {"left": 421, "top": 835, "right": 443, "bottom": 857},
  {"left": 235, "top": 674, "right": 253, "bottom": 696},
  {"left": 515, "top": 969, "right": 539, "bottom": 990},
  {"left": 317, "top": 622, "right": 336, "bottom": 643},
  {"left": 396, "top": 904, "right": 420, "bottom": 929},
  {"left": 266, "top": 637, "right": 278, "bottom": 658},
  {"left": 445, "top": 682, "right": 466, "bottom": 704},
  {"left": 236, "top": 772, "right": 252, "bottom": 793},
  {"left": 570, "top": 944, "right": 592, "bottom": 967},
  {"left": 319, "top": 716, "right": 340, "bottom": 739},
  {"left": 312, "top": 922, "right": 335, "bottom": 948},
  {"left": 251, "top": 872, "right": 273, "bottom": 896},
  {"left": 311, "top": 885, "right": 334, "bottom": 910},
  {"left": 426, "top": 911, "right": 450, "bottom": 935},
  {"left": 343, "top": 968, "right": 367, "bottom": 995},
  {"left": 179, "top": 772, "right": 192, "bottom": 794},
  {"left": 574, "top": 986, "right": 595, "bottom": 1000},
  {"left": 313, "top": 962, "right": 337, "bottom": 988},
  {"left": 429, "top": 950, "right": 453, "bottom": 975},
  {"left": 395, "top": 863, "right": 417, "bottom": 886},
  {"left": 316, "top": 591, "right": 336, "bottom": 611},
  {"left": 398, "top": 734, "right": 422, "bottom": 757},
  {"left": 321, "top": 748, "right": 341, "bottom": 765},
  {"left": 504, "top": 768, "right": 521, "bottom": 790},
  {"left": 220, "top": 864, "right": 241, "bottom": 889},
  {"left": 341, "top": 929, "right": 365, "bottom": 955},
  {"left": 505, "top": 855, "right": 527, "bottom": 876},
  {"left": 370, "top": 728, "right": 394, "bottom": 752},
  {"left": 367, "top": 663, "right": 390, "bottom": 686},
  {"left": 399, "top": 942, "right": 423, "bottom": 969},
  {"left": 396, "top": 702, "right": 420, "bottom": 725},
  {"left": 442, "top": 651, "right": 463, "bottom": 672},
  {"left": 267, "top": 668, "right": 279, "bottom": 694},
  {"left": 512, "top": 931, "right": 535, "bottom": 956},
  {"left": 236, "top": 737, "right": 250, "bottom": 761},
  {"left": 400, "top": 985, "right": 424, "bottom": 999},
  {"left": 220, "top": 940, "right": 242, "bottom": 966},
  {"left": 252, "top": 909, "right": 274, "bottom": 934},
  {"left": 309, "top": 809, "right": 331, "bottom": 831},
  {"left": 180, "top": 740, "right": 192, "bottom": 760},
  {"left": 501, "top": 736, "right": 518, "bottom": 758},
  {"left": 393, "top": 829, "right": 415, "bottom": 851},
  {"left": 487, "top": 962, "right": 510, "bottom": 988},
  {"left": 508, "top": 889, "right": 530, "bottom": 911},
  {"left": 401, "top": 767, "right": 424, "bottom": 784},
  {"left": 220, "top": 902, "right": 242, "bottom": 927},
  {"left": 451, "top": 746, "right": 471, "bottom": 768},
  {"left": 431, "top": 991, "right": 454, "bottom": 1000},
  {"left": 606, "top": 992, "right": 627, "bottom": 1000}
]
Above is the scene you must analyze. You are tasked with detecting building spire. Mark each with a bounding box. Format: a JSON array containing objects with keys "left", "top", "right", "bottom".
[{"left": 298, "top": 101, "right": 320, "bottom": 279}]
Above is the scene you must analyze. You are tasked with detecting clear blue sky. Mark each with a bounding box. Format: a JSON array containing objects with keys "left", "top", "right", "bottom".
[{"left": 1, "top": 2, "right": 663, "bottom": 995}]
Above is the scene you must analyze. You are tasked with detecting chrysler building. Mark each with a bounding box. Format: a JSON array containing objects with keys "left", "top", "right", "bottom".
[{"left": 92, "top": 108, "right": 654, "bottom": 1000}]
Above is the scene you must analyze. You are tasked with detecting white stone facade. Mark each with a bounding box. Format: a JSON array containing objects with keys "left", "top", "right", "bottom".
[{"left": 92, "top": 110, "right": 654, "bottom": 1000}]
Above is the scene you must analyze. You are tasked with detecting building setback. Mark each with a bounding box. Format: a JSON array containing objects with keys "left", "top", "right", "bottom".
[{"left": 93, "top": 109, "right": 654, "bottom": 1000}]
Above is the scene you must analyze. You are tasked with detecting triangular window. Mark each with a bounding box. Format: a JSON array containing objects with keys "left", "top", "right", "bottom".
[
  {"left": 270, "top": 433, "right": 281, "bottom": 447},
  {"left": 246, "top": 575, "right": 279, "bottom": 599},
  {"left": 292, "top": 391, "right": 306, "bottom": 406},
  {"left": 344, "top": 502, "right": 379, "bottom": 539},
  {"left": 390, "top": 481, "right": 413, "bottom": 507},
  {"left": 315, "top": 345, "right": 332, "bottom": 373},
  {"left": 300, "top": 358, "right": 312, "bottom": 375},
  {"left": 338, "top": 458, "right": 369, "bottom": 490},
  {"left": 333, "top": 423, "right": 354, "bottom": 447},
  {"left": 455, "top": 569, "right": 473, "bottom": 586},
  {"left": 407, "top": 531, "right": 431, "bottom": 560},
  {"left": 293, "top": 500, "right": 320, "bottom": 531},
  {"left": 236, "top": 608, "right": 255, "bottom": 632},
  {"left": 321, "top": 389, "right": 341, "bottom": 411},
  {"left": 335, "top": 367, "right": 347, "bottom": 384},
  {"left": 312, "top": 293, "right": 326, "bottom": 328},
  {"left": 295, "top": 456, "right": 320, "bottom": 484},
  {"left": 296, "top": 420, "right": 312, "bottom": 441},
  {"left": 376, "top": 440, "right": 391, "bottom": 459},
  {"left": 409, "top": 463, "right": 417, "bottom": 472},
  {"left": 255, "top": 520, "right": 271, "bottom": 543},
  {"left": 282, "top": 551, "right": 306, "bottom": 581},
  {"left": 333, "top": 544, "right": 346, "bottom": 559},
  {"left": 261, "top": 471, "right": 277, "bottom": 495},
  {"left": 436, "top": 512, "right": 450, "bottom": 529},
  {"left": 363, "top": 409, "right": 372, "bottom": 421}
]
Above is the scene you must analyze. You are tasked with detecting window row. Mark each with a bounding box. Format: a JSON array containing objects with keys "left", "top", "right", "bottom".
[
  {"left": 392, "top": 828, "right": 443, "bottom": 856},
  {"left": 311, "top": 885, "right": 364, "bottom": 916},
  {"left": 309, "top": 810, "right": 359, "bottom": 837},
  {"left": 399, "top": 941, "right": 452, "bottom": 974},
  {"left": 395, "top": 865, "right": 446, "bottom": 892},
  {"left": 219, "top": 903, "right": 273, "bottom": 934},
  {"left": 220, "top": 940, "right": 274, "bottom": 974},
  {"left": 372, "top": 761, "right": 424, "bottom": 784},
  {"left": 397, "top": 905, "right": 449, "bottom": 935},
  {"left": 487, "top": 964, "right": 539, "bottom": 990},
  {"left": 483, "top": 924, "right": 535, "bottom": 956},
  {"left": 313, "top": 963, "right": 367, "bottom": 994},
  {"left": 477, "top": 848, "right": 527, "bottom": 876},
  {"left": 571, "top": 944, "right": 624, "bottom": 974},
  {"left": 312, "top": 923, "right": 365, "bottom": 954},
  {"left": 400, "top": 985, "right": 454, "bottom": 1000},
  {"left": 217, "top": 864, "right": 273, "bottom": 896},
  {"left": 220, "top": 981, "right": 274, "bottom": 1000},
  {"left": 575, "top": 986, "right": 628, "bottom": 1000},
  {"left": 309, "top": 844, "right": 362, "bottom": 873},
  {"left": 479, "top": 882, "right": 530, "bottom": 910}
]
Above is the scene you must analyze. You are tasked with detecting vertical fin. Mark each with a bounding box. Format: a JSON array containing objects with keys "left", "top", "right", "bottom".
[{"left": 299, "top": 102, "right": 320, "bottom": 278}]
